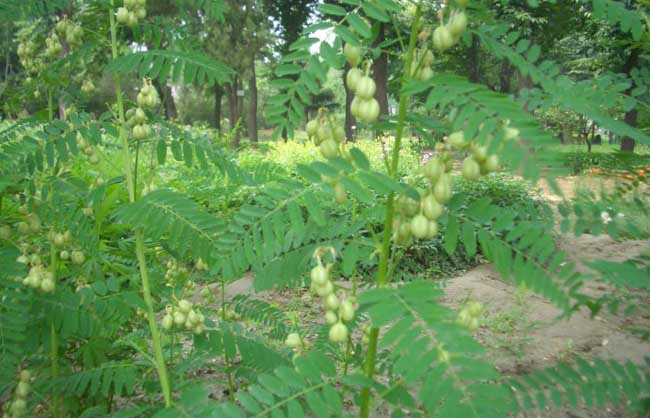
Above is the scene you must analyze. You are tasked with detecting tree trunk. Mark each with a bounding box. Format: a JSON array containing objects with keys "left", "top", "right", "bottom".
[
  {"left": 153, "top": 80, "right": 177, "bottom": 120},
  {"left": 621, "top": 47, "right": 640, "bottom": 152},
  {"left": 343, "top": 62, "right": 355, "bottom": 142},
  {"left": 498, "top": 60, "right": 514, "bottom": 93},
  {"left": 373, "top": 23, "right": 389, "bottom": 117},
  {"left": 236, "top": 77, "right": 244, "bottom": 145},
  {"left": 214, "top": 83, "right": 223, "bottom": 131},
  {"left": 247, "top": 59, "right": 258, "bottom": 142},
  {"left": 468, "top": 34, "right": 481, "bottom": 84},
  {"left": 227, "top": 78, "right": 242, "bottom": 146},
  {"left": 162, "top": 84, "right": 177, "bottom": 119}
]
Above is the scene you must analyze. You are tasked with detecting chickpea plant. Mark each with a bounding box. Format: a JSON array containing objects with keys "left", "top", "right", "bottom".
[{"left": 1, "top": 0, "right": 649, "bottom": 418}]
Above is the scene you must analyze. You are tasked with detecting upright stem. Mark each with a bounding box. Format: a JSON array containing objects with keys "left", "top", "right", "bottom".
[
  {"left": 358, "top": 3, "right": 422, "bottom": 417},
  {"left": 46, "top": 86, "right": 60, "bottom": 418},
  {"left": 109, "top": 3, "right": 172, "bottom": 407},
  {"left": 221, "top": 280, "right": 236, "bottom": 401}
]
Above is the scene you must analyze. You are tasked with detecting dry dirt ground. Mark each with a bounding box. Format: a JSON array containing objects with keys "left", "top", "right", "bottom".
[{"left": 210, "top": 175, "right": 649, "bottom": 417}]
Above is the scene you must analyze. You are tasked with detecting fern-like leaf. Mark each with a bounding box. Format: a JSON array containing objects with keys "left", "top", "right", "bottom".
[
  {"left": 106, "top": 50, "right": 233, "bottom": 85},
  {"left": 114, "top": 190, "right": 227, "bottom": 262}
]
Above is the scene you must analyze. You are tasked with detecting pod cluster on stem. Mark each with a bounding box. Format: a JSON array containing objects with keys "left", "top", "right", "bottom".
[
  {"left": 308, "top": 247, "right": 357, "bottom": 344},
  {"left": 55, "top": 18, "right": 83, "bottom": 49},
  {"left": 392, "top": 150, "right": 453, "bottom": 246},
  {"left": 306, "top": 109, "right": 346, "bottom": 160},
  {"left": 344, "top": 44, "right": 381, "bottom": 124},
  {"left": 432, "top": 3, "right": 469, "bottom": 52},
  {"left": 161, "top": 298, "right": 206, "bottom": 335},
  {"left": 116, "top": 0, "right": 147, "bottom": 27},
  {"left": 4, "top": 370, "right": 33, "bottom": 418}
]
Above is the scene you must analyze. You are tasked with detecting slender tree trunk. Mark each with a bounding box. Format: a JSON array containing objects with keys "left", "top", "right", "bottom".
[
  {"left": 162, "top": 85, "right": 177, "bottom": 119},
  {"left": 468, "top": 34, "right": 481, "bottom": 84},
  {"left": 247, "top": 60, "right": 258, "bottom": 142},
  {"left": 236, "top": 78, "right": 244, "bottom": 142},
  {"left": 153, "top": 80, "right": 177, "bottom": 120},
  {"left": 227, "top": 79, "right": 241, "bottom": 146},
  {"left": 228, "top": 77, "right": 244, "bottom": 147},
  {"left": 373, "top": 23, "right": 389, "bottom": 117},
  {"left": 214, "top": 83, "right": 223, "bottom": 131},
  {"left": 499, "top": 60, "right": 514, "bottom": 93},
  {"left": 621, "top": 47, "right": 640, "bottom": 152},
  {"left": 343, "top": 62, "right": 355, "bottom": 141}
]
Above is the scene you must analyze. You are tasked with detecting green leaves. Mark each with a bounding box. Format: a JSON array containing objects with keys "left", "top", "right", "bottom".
[
  {"left": 215, "top": 351, "right": 342, "bottom": 417},
  {"left": 591, "top": 0, "right": 644, "bottom": 41},
  {"left": 106, "top": 50, "right": 233, "bottom": 85},
  {"left": 509, "top": 358, "right": 650, "bottom": 414},
  {"left": 114, "top": 190, "right": 226, "bottom": 263},
  {"left": 359, "top": 281, "right": 512, "bottom": 417}
]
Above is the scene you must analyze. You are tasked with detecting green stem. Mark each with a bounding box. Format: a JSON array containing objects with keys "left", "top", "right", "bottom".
[
  {"left": 50, "top": 321, "right": 59, "bottom": 418},
  {"left": 46, "top": 85, "right": 60, "bottom": 418},
  {"left": 47, "top": 89, "right": 54, "bottom": 121},
  {"left": 109, "top": 3, "right": 172, "bottom": 407},
  {"left": 358, "top": 3, "right": 423, "bottom": 417},
  {"left": 221, "top": 280, "right": 236, "bottom": 401}
]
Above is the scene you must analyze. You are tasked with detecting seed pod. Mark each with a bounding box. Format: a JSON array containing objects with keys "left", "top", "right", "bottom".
[
  {"left": 355, "top": 76, "right": 377, "bottom": 100},
  {"left": 448, "top": 12, "right": 468, "bottom": 37},
  {"left": 126, "top": 11, "right": 138, "bottom": 26},
  {"left": 310, "top": 264, "right": 329, "bottom": 286},
  {"left": 357, "top": 98, "right": 380, "bottom": 123},
  {"left": 426, "top": 220, "right": 439, "bottom": 238},
  {"left": 19, "top": 370, "right": 32, "bottom": 382},
  {"left": 424, "top": 50, "right": 435, "bottom": 66},
  {"left": 433, "top": 174, "right": 452, "bottom": 204},
  {"left": 422, "top": 194, "right": 444, "bottom": 220},
  {"left": 320, "top": 139, "right": 339, "bottom": 159},
  {"left": 187, "top": 310, "right": 199, "bottom": 325},
  {"left": 447, "top": 131, "right": 466, "bottom": 148},
  {"left": 134, "top": 107, "right": 146, "bottom": 124},
  {"left": 324, "top": 293, "right": 340, "bottom": 310},
  {"left": 346, "top": 67, "right": 363, "bottom": 92},
  {"left": 41, "top": 277, "right": 55, "bottom": 293},
  {"left": 161, "top": 314, "right": 173, "bottom": 330},
  {"left": 423, "top": 157, "right": 444, "bottom": 182},
  {"left": 461, "top": 157, "right": 481, "bottom": 180},
  {"left": 333, "top": 125, "right": 346, "bottom": 143},
  {"left": 306, "top": 119, "right": 318, "bottom": 138},
  {"left": 178, "top": 299, "right": 192, "bottom": 313},
  {"left": 350, "top": 96, "right": 361, "bottom": 118},
  {"left": 471, "top": 145, "right": 488, "bottom": 162},
  {"left": 329, "top": 322, "right": 348, "bottom": 343},
  {"left": 325, "top": 310, "right": 338, "bottom": 325},
  {"left": 315, "top": 279, "right": 334, "bottom": 297},
  {"left": 340, "top": 300, "right": 355, "bottom": 321},
  {"left": 343, "top": 43, "right": 362, "bottom": 67},
  {"left": 71, "top": 250, "right": 85, "bottom": 265},
  {"left": 419, "top": 66, "right": 434, "bottom": 80},
  {"left": 433, "top": 26, "right": 454, "bottom": 51},
  {"left": 317, "top": 124, "right": 333, "bottom": 143},
  {"left": 16, "top": 381, "right": 30, "bottom": 398},
  {"left": 410, "top": 214, "right": 429, "bottom": 239},
  {"left": 285, "top": 332, "right": 302, "bottom": 348},
  {"left": 173, "top": 311, "right": 186, "bottom": 326},
  {"left": 484, "top": 154, "right": 499, "bottom": 172}
]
